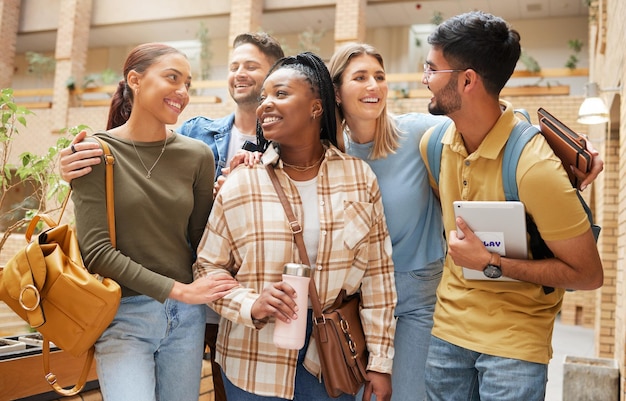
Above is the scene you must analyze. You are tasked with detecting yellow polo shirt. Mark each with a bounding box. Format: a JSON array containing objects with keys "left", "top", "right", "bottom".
[{"left": 419, "top": 101, "right": 590, "bottom": 364}]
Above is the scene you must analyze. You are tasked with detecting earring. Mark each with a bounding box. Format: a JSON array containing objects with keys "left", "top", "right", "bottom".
[{"left": 312, "top": 113, "right": 317, "bottom": 120}]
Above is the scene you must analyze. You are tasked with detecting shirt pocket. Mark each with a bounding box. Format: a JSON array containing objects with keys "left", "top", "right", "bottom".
[{"left": 343, "top": 201, "right": 373, "bottom": 250}]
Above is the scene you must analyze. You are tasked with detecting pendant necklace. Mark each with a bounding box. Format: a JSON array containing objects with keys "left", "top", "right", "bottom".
[
  {"left": 131, "top": 134, "right": 168, "bottom": 179},
  {"left": 282, "top": 152, "right": 325, "bottom": 172}
]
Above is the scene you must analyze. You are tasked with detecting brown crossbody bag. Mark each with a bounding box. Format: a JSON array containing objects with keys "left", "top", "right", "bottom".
[{"left": 266, "top": 165, "right": 369, "bottom": 397}]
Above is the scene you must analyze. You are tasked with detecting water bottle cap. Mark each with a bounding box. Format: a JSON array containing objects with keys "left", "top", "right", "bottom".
[{"left": 283, "top": 263, "right": 311, "bottom": 277}]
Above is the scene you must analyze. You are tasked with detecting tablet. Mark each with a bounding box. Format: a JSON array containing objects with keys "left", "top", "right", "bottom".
[{"left": 453, "top": 201, "right": 528, "bottom": 281}]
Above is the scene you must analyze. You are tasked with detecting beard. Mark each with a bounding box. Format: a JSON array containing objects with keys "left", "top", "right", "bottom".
[
  {"left": 229, "top": 83, "right": 261, "bottom": 107},
  {"left": 232, "top": 91, "right": 260, "bottom": 107},
  {"left": 428, "top": 76, "right": 462, "bottom": 116}
]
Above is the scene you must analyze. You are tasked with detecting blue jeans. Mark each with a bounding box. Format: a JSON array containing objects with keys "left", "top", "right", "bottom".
[
  {"left": 222, "top": 310, "right": 356, "bottom": 401},
  {"left": 424, "top": 336, "right": 548, "bottom": 401},
  {"left": 95, "top": 295, "right": 205, "bottom": 401},
  {"left": 358, "top": 263, "right": 442, "bottom": 401}
]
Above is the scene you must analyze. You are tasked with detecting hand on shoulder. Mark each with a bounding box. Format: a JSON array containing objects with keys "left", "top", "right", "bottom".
[{"left": 59, "top": 130, "right": 103, "bottom": 182}]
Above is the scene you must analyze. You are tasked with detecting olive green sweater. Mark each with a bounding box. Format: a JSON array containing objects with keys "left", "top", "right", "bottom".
[{"left": 72, "top": 132, "right": 214, "bottom": 302}]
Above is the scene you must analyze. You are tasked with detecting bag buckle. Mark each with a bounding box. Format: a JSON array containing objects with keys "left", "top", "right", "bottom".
[
  {"left": 289, "top": 220, "right": 303, "bottom": 234},
  {"left": 313, "top": 315, "right": 326, "bottom": 325},
  {"left": 341, "top": 319, "right": 358, "bottom": 356},
  {"left": 348, "top": 339, "right": 357, "bottom": 355},
  {"left": 340, "top": 319, "right": 350, "bottom": 333},
  {"left": 19, "top": 284, "right": 41, "bottom": 311},
  {"left": 45, "top": 373, "right": 58, "bottom": 385}
]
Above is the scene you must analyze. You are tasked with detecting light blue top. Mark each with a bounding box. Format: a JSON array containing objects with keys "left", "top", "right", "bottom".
[{"left": 345, "top": 113, "right": 447, "bottom": 273}]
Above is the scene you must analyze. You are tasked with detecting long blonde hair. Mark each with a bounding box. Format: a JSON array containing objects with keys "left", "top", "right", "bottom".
[{"left": 328, "top": 43, "right": 401, "bottom": 159}]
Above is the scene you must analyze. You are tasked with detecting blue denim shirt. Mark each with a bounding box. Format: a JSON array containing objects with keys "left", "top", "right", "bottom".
[{"left": 177, "top": 113, "right": 235, "bottom": 179}]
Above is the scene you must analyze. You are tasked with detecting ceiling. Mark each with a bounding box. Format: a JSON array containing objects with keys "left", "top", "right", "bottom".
[{"left": 16, "top": 0, "right": 589, "bottom": 53}]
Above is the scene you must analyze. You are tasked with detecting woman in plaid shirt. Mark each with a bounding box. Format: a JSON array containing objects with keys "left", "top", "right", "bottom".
[{"left": 194, "top": 52, "right": 397, "bottom": 401}]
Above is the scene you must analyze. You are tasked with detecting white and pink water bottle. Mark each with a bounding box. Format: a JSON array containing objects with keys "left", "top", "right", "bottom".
[{"left": 273, "top": 263, "right": 311, "bottom": 349}]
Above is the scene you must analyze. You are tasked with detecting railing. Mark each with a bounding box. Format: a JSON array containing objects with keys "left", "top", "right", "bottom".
[
  {"left": 11, "top": 83, "right": 223, "bottom": 109},
  {"left": 10, "top": 68, "right": 588, "bottom": 109},
  {"left": 387, "top": 68, "right": 588, "bottom": 98}
]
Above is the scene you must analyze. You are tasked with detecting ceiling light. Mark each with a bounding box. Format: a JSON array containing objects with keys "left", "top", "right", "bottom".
[{"left": 577, "top": 82, "right": 621, "bottom": 125}]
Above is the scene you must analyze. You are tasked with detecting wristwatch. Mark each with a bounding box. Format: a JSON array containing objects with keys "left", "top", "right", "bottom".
[{"left": 483, "top": 252, "right": 502, "bottom": 279}]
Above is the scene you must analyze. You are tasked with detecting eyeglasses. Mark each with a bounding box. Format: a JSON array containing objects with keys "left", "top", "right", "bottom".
[{"left": 423, "top": 64, "right": 465, "bottom": 82}]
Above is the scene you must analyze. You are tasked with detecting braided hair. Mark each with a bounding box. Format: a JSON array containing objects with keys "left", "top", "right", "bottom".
[{"left": 255, "top": 52, "right": 338, "bottom": 151}]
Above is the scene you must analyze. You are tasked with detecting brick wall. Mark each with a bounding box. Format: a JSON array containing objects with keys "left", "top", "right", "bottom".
[
  {"left": 0, "top": 0, "right": 19, "bottom": 89},
  {"left": 586, "top": 0, "right": 626, "bottom": 399}
]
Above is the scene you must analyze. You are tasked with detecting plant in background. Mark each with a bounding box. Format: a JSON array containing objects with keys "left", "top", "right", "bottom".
[
  {"left": 430, "top": 11, "right": 444, "bottom": 25},
  {"left": 565, "top": 39, "right": 583, "bottom": 70},
  {"left": 519, "top": 49, "right": 541, "bottom": 73},
  {"left": 83, "top": 68, "right": 121, "bottom": 88},
  {"left": 25, "top": 52, "right": 56, "bottom": 83},
  {"left": 297, "top": 27, "right": 326, "bottom": 54},
  {"left": 263, "top": 27, "right": 325, "bottom": 56},
  {"left": 0, "top": 88, "right": 88, "bottom": 252},
  {"left": 196, "top": 22, "right": 213, "bottom": 80}
]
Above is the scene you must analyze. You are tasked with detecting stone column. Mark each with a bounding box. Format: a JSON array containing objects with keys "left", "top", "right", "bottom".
[
  {"left": 334, "top": 0, "right": 366, "bottom": 51},
  {"left": 228, "top": 0, "right": 263, "bottom": 52},
  {"left": 0, "top": 0, "right": 20, "bottom": 89},
  {"left": 51, "top": 0, "right": 92, "bottom": 131}
]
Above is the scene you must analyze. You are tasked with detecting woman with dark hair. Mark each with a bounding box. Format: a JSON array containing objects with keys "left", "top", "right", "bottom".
[
  {"left": 194, "top": 52, "right": 397, "bottom": 401},
  {"left": 71, "top": 43, "right": 237, "bottom": 400}
]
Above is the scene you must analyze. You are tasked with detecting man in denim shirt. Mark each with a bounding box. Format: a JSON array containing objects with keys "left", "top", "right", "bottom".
[{"left": 179, "top": 33, "right": 283, "bottom": 179}]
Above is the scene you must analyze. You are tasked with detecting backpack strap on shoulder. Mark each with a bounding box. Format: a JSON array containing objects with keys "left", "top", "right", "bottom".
[
  {"left": 502, "top": 120, "right": 553, "bottom": 293},
  {"left": 514, "top": 108, "right": 532, "bottom": 124},
  {"left": 426, "top": 119, "right": 453, "bottom": 187},
  {"left": 502, "top": 120, "right": 541, "bottom": 201}
]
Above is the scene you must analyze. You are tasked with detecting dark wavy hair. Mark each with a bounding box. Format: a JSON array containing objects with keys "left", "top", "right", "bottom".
[
  {"left": 427, "top": 11, "right": 521, "bottom": 96},
  {"left": 107, "top": 43, "right": 186, "bottom": 130},
  {"left": 233, "top": 32, "right": 284, "bottom": 65},
  {"left": 255, "top": 52, "right": 338, "bottom": 151}
]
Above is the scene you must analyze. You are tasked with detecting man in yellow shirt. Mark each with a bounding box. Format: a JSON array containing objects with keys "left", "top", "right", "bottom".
[{"left": 419, "top": 11, "right": 603, "bottom": 401}]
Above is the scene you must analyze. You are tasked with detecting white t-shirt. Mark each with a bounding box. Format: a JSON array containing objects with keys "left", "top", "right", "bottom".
[
  {"left": 289, "top": 176, "right": 320, "bottom": 267},
  {"left": 226, "top": 125, "right": 257, "bottom": 165}
]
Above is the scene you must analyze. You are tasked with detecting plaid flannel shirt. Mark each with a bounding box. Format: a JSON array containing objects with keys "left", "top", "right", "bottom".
[{"left": 194, "top": 143, "right": 396, "bottom": 399}]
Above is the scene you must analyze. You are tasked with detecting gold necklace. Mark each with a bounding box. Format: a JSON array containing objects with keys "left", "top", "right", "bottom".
[
  {"left": 282, "top": 152, "right": 325, "bottom": 172},
  {"left": 131, "top": 135, "right": 168, "bottom": 179}
]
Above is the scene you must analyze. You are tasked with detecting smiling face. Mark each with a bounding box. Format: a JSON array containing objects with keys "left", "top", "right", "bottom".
[
  {"left": 335, "top": 54, "right": 388, "bottom": 125},
  {"left": 424, "top": 49, "right": 463, "bottom": 116},
  {"left": 256, "top": 68, "right": 322, "bottom": 148},
  {"left": 130, "top": 52, "right": 191, "bottom": 126},
  {"left": 228, "top": 43, "right": 275, "bottom": 107}
]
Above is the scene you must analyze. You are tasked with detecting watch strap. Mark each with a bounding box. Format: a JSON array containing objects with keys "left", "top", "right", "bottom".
[{"left": 488, "top": 252, "right": 501, "bottom": 268}]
